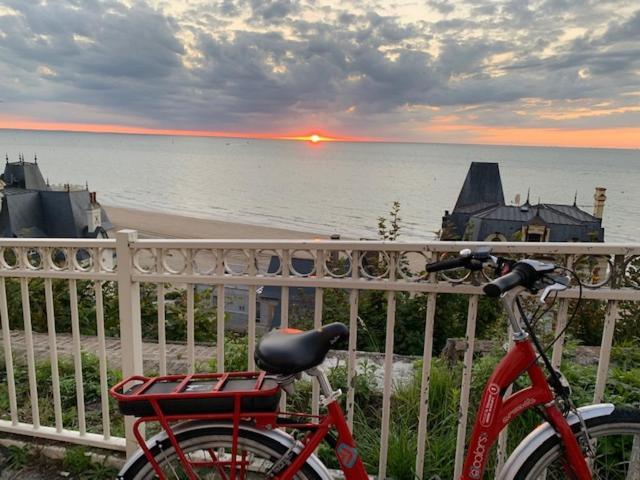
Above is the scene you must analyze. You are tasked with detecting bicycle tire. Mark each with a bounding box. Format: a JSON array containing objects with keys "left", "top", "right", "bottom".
[
  {"left": 118, "top": 426, "right": 325, "bottom": 480},
  {"left": 513, "top": 406, "right": 640, "bottom": 479}
]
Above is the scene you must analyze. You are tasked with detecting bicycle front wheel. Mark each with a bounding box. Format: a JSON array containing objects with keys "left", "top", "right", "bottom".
[
  {"left": 119, "top": 426, "right": 325, "bottom": 480},
  {"left": 513, "top": 406, "right": 640, "bottom": 479}
]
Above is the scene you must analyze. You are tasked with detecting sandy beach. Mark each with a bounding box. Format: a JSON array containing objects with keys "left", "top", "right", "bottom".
[{"left": 104, "top": 205, "right": 329, "bottom": 239}]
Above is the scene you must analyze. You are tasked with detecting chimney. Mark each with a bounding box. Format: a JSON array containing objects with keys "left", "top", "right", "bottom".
[
  {"left": 87, "top": 192, "right": 102, "bottom": 232},
  {"left": 593, "top": 187, "right": 606, "bottom": 219}
]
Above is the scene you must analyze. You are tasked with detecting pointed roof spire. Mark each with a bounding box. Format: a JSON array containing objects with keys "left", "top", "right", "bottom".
[
  {"left": 525, "top": 188, "right": 531, "bottom": 205},
  {"left": 46, "top": 177, "right": 50, "bottom": 187},
  {"left": 5, "top": 154, "right": 8, "bottom": 164},
  {"left": 34, "top": 154, "right": 37, "bottom": 164},
  {"left": 85, "top": 180, "right": 89, "bottom": 190}
]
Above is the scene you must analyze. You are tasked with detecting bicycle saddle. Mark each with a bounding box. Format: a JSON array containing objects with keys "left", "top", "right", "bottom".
[{"left": 255, "top": 322, "right": 349, "bottom": 375}]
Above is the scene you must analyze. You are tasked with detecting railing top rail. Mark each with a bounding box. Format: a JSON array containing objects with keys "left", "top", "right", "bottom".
[
  {"left": 0, "top": 235, "right": 638, "bottom": 255},
  {"left": 0, "top": 238, "right": 116, "bottom": 248}
]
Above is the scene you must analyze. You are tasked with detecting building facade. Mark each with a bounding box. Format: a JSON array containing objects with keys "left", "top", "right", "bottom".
[
  {"left": 441, "top": 162, "right": 605, "bottom": 242},
  {"left": 0, "top": 156, "right": 112, "bottom": 238}
]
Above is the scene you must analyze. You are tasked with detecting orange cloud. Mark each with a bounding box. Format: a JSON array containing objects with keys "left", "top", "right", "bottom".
[{"left": 424, "top": 122, "right": 640, "bottom": 149}]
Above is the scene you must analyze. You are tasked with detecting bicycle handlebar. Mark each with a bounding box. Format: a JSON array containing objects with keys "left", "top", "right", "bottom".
[
  {"left": 425, "top": 256, "right": 469, "bottom": 272},
  {"left": 428, "top": 249, "right": 559, "bottom": 297},
  {"left": 482, "top": 262, "right": 539, "bottom": 298}
]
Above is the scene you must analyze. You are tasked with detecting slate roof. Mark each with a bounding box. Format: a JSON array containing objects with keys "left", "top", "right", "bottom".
[
  {"left": 0, "top": 161, "right": 112, "bottom": 238},
  {"left": 473, "top": 205, "right": 584, "bottom": 225},
  {"left": 454, "top": 162, "right": 505, "bottom": 210},
  {"left": 442, "top": 162, "right": 604, "bottom": 242},
  {"left": 2, "top": 161, "right": 48, "bottom": 190}
]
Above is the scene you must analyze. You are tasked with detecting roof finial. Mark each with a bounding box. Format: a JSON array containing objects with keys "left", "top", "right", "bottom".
[
  {"left": 5, "top": 154, "right": 8, "bottom": 164},
  {"left": 525, "top": 188, "right": 530, "bottom": 205},
  {"left": 46, "top": 177, "right": 50, "bottom": 187},
  {"left": 85, "top": 180, "right": 89, "bottom": 190},
  {"left": 34, "top": 154, "right": 37, "bottom": 164},
  {"left": 573, "top": 191, "right": 578, "bottom": 207}
]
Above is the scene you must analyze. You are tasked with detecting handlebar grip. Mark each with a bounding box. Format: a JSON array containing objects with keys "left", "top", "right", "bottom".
[
  {"left": 426, "top": 256, "right": 468, "bottom": 272},
  {"left": 483, "top": 262, "right": 539, "bottom": 297}
]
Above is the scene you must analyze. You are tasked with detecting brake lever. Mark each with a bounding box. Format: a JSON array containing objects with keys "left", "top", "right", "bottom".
[{"left": 540, "top": 275, "right": 569, "bottom": 303}]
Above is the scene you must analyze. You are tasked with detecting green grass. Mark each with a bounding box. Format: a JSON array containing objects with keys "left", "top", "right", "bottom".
[{"left": 1, "top": 339, "right": 640, "bottom": 479}]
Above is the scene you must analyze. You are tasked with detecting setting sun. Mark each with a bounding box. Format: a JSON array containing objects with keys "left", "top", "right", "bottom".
[{"left": 310, "top": 134, "right": 321, "bottom": 143}]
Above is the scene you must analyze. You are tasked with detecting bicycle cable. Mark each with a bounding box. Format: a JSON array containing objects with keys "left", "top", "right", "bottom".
[{"left": 540, "top": 266, "right": 584, "bottom": 355}]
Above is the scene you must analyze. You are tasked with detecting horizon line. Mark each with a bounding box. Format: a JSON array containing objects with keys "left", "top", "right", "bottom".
[{"left": 0, "top": 124, "right": 639, "bottom": 152}]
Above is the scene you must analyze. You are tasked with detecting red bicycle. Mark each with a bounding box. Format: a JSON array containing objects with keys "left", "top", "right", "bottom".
[{"left": 111, "top": 248, "right": 640, "bottom": 479}]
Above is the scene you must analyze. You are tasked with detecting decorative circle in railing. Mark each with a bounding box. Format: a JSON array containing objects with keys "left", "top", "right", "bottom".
[
  {"left": 24, "top": 248, "right": 43, "bottom": 270},
  {"left": 50, "top": 248, "right": 69, "bottom": 271},
  {"left": 133, "top": 248, "right": 156, "bottom": 274},
  {"left": 436, "top": 252, "right": 470, "bottom": 283},
  {"left": 0, "top": 247, "right": 19, "bottom": 270},
  {"left": 572, "top": 255, "right": 613, "bottom": 289},
  {"left": 161, "top": 248, "right": 187, "bottom": 275},
  {"left": 396, "top": 251, "right": 427, "bottom": 282},
  {"left": 223, "top": 249, "right": 250, "bottom": 275},
  {"left": 324, "top": 250, "right": 352, "bottom": 278},
  {"left": 623, "top": 255, "right": 640, "bottom": 290},
  {"left": 73, "top": 248, "right": 94, "bottom": 272},
  {"left": 359, "top": 250, "right": 390, "bottom": 280},
  {"left": 288, "top": 250, "right": 316, "bottom": 277},
  {"left": 256, "top": 250, "right": 281, "bottom": 276},
  {"left": 193, "top": 249, "right": 217, "bottom": 275},
  {"left": 481, "top": 262, "right": 501, "bottom": 283},
  {"left": 358, "top": 250, "right": 391, "bottom": 280},
  {"left": 98, "top": 248, "right": 117, "bottom": 273}
]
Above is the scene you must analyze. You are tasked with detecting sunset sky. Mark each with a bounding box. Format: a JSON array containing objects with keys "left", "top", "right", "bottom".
[{"left": 0, "top": 0, "right": 639, "bottom": 148}]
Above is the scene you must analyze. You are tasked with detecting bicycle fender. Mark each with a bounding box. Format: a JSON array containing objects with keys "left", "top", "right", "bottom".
[
  {"left": 498, "top": 403, "right": 615, "bottom": 479},
  {"left": 118, "top": 420, "right": 333, "bottom": 480}
]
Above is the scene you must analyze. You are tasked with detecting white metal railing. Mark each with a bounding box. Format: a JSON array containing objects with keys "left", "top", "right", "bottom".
[{"left": 0, "top": 230, "right": 638, "bottom": 478}]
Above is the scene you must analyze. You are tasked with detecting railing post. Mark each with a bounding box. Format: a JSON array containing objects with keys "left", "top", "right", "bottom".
[{"left": 116, "top": 229, "right": 144, "bottom": 456}]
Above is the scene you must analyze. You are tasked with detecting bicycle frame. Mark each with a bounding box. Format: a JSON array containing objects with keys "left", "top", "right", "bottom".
[
  {"left": 460, "top": 335, "right": 591, "bottom": 479},
  {"left": 113, "top": 369, "right": 367, "bottom": 480},
  {"left": 113, "top": 287, "right": 595, "bottom": 480}
]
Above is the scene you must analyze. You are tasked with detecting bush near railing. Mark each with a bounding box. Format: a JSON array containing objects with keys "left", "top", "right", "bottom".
[
  {"left": 2, "top": 336, "right": 640, "bottom": 480},
  {"left": 4, "top": 276, "right": 639, "bottom": 356}
]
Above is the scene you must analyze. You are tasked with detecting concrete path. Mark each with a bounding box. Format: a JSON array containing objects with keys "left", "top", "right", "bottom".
[
  {"left": 2, "top": 329, "right": 419, "bottom": 389},
  {"left": 4, "top": 330, "right": 217, "bottom": 374}
]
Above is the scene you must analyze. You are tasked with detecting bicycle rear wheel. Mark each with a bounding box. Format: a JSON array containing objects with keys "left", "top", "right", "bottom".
[
  {"left": 119, "top": 426, "right": 324, "bottom": 480},
  {"left": 514, "top": 406, "right": 640, "bottom": 479}
]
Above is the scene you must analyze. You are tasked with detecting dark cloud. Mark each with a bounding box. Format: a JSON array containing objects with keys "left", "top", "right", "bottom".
[{"left": 0, "top": 0, "right": 638, "bottom": 137}]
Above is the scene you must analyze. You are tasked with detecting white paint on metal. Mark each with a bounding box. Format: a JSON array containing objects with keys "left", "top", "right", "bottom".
[
  {"left": 378, "top": 252, "right": 398, "bottom": 480},
  {"left": 115, "top": 230, "right": 144, "bottom": 456},
  {"left": 216, "top": 284, "right": 225, "bottom": 373},
  {"left": 0, "top": 277, "right": 18, "bottom": 425},
  {"left": 94, "top": 280, "right": 111, "bottom": 440},
  {"left": 157, "top": 283, "right": 166, "bottom": 376},
  {"left": 415, "top": 292, "right": 437, "bottom": 479},
  {"left": 186, "top": 283, "right": 195, "bottom": 373},
  {"left": 44, "top": 278, "right": 63, "bottom": 433},
  {"left": 69, "top": 278, "right": 86, "bottom": 435},
  {"left": 20, "top": 277, "right": 40, "bottom": 430},
  {"left": 453, "top": 294, "right": 479, "bottom": 479},
  {"left": 594, "top": 300, "right": 619, "bottom": 403}
]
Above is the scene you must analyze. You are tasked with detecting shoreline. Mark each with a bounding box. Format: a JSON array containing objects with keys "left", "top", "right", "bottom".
[{"left": 104, "top": 205, "right": 329, "bottom": 239}]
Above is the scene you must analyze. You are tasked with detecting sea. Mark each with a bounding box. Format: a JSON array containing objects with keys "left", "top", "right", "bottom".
[{"left": 0, "top": 129, "right": 638, "bottom": 242}]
